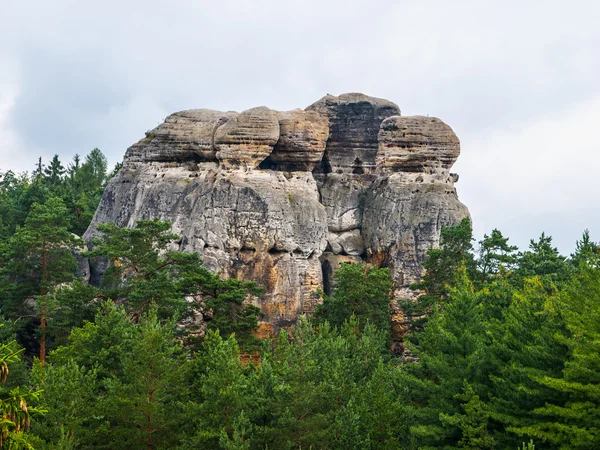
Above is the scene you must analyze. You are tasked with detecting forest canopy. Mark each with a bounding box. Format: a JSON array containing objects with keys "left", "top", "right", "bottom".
[{"left": 0, "top": 153, "right": 599, "bottom": 449}]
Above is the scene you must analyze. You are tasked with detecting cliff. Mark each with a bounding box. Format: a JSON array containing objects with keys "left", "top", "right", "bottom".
[{"left": 84, "top": 93, "right": 470, "bottom": 336}]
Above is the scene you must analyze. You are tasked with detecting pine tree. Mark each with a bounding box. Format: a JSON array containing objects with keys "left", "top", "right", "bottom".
[
  {"left": 439, "top": 381, "right": 495, "bottom": 449},
  {"left": 489, "top": 277, "right": 568, "bottom": 448},
  {"left": 403, "top": 267, "right": 494, "bottom": 448},
  {"left": 186, "top": 331, "right": 248, "bottom": 448},
  {"left": 515, "top": 233, "right": 571, "bottom": 289},
  {"left": 570, "top": 230, "right": 600, "bottom": 268},
  {"left": 477, "top": 229, "right": 518, "bottom": 286},
  {"left": 88, "top": 219, "right": 262, "bottom": 348},
  {"left": 1, "top": 197, "right": 82, "bottom": 363},
  {"left": 43, "top": 154, "right": 66, "bottom": 187},
  {"left": 101, "top": 311, "right": 190, "bottom": 449},
  {"left": 514, "top": 262, "right": 600, "bottom": 449},
  {"left": 32, "top": 359, "right": 98, "bottom": 447},
  {"left": 408, "top": 218, "right": 476, "bottom": 325},
  {"left": 39, "top": 303, "right": 190, "bottom": 449},
  {"left": 314, "top": 262, "right": 393, "bottom": 333}
]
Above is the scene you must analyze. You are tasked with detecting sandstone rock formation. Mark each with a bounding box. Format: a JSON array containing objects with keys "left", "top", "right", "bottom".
[{"left": 85, "top": 93, "right": 470, "bottom": 336}]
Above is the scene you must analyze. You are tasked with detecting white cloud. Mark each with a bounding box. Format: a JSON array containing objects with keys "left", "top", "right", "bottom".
[
  {"left": 0, "top": 59, "right": 27, "bottom": 173},
  {"left": 454, "top": 94, "right": 600, "bottom": 252},
  {"left": 0, "top": 0, "right": 599, "bottom": 250}
]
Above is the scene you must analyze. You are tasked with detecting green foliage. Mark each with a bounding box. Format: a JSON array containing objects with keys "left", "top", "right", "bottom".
[
  {"left": 512, "top": 261, "right": 600, "bottom": 449},
  {"left": 402, "top": 268, "right": 495, "bottom": 448},
  {"left": 5, "top": 152, "right": 600, "bottom": 449},
  {"left": 570, "top": 229, "right": 600, "bottom": 268},
  {"left": 514, "top": 232, "right": 572, "bottom": 289},
  {"left": 409, "top": 217, "right": 476, "bottom": 323},
  {"left": 31, "top": 360, "right": 98, "bottom": 447},
  {"left": 439, "top": 382, "right": 495, "bottom": 449},
  {"left": 477, "top": 228, "right": 518, "bottom": 286},
  {"left": 488, "top": 277, "right": 568, "bottom": 447},
  {"left": 88, "top": 219, "right": 263, "bottom": 349},
  {"left": 0, "top": 327, "right": 44, "bottom": 449},
  {"left": 184, "top": 317, "right": 393, "bottom": 449},
  {"left": 314, "top": 262, "right": 393, "bottom": 334},
  {"left": 37, "top": 303, "right": 191, "bottom": 449},
  {"left": 100, "top": 311, "right": 190, "bottom": 449},
  {"left": 0, "top": 149, "right": 115, "bottom": 238},
  {"left": 0, "top": 197, "right": 82, "bottom": 361}
]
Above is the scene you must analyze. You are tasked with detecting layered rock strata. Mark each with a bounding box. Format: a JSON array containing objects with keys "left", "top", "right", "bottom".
[{"left": 85, "top": 93, "right": 470, "bottom": 336}]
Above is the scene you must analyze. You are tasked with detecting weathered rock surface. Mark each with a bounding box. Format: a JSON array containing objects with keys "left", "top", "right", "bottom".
[
  {"left": 215, "top": 107, "right": 280, "bottom": 169},
  {"left": 85, "top": 92, "right": 470, "bottom": 335},
  {"left": 377, "top": 115, "right": 460, "bottom": 174},
  {"left": 265, "top": 110, "right": 329, "bottom": 171},
  {"left": 127, "top": 109, "right": 236, "bottom": 163},
  {"left": 308, "top": 93, "right": 400, "bottom": 175}
]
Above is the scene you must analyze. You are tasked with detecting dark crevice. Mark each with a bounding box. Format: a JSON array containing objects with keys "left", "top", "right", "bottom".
[
  {"left": 352, "top": 157, "right": 364, "bottom": 175},
  {"left": 268, "top": 246, "right": 289, "bottom": 255},
  {"left": 313, "top": 153, "right": 332, "bottom": 175},
  {"left": 259, "top": 156, "right": 277, "bottom": 170},
  {"left": 321, "top": 259, "right": 333, "bottom": 296}
]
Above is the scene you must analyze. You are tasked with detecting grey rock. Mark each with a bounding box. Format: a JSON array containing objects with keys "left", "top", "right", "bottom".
[
  {"left": 127, "top": 109, "right": 236, "bottom": 163},
  {"left": 265, "top": 109, "right": 329, "bottom": 171},
  {"left": 307, "top": 93, "right": 400, "bottom": 175},
  {"left": 85, "top": 164, "right": 327, "bottom": 330},
  {"left": 85, "top": 92, "right": 470, "bottom": 337},
  {"left": 215, "top": 107, "right": 280, "bottom": 169},
  {"left": 327, "top": 229, "right": 365, "bottom": 256},
  {"left": 317, "top": 173, "right": 365, "bottom": 232},
  {"left": 362, "top": 174, "right": 470, "bottom": 299},
  {"left": 337, "top": 229, "right": 365, "bottom": 256},
  {"left": 377, "top": 115, "right": 460, "bottom": 175}
]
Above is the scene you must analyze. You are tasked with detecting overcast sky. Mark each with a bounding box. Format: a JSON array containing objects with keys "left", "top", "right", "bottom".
[{"left": 1, "top": 0, "right": 599, "bottom": 253}]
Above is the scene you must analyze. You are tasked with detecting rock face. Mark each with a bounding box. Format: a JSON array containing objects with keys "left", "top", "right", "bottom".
[
  {"left": 127, "top": 109, "right": 236, "bottom": 163},
  {"left": 85, "top": 93, "right": 470, "bottom": 335},
  {"left": 377, "top": 115, "right": 460, "bottom": 174},
  {"left": 215, "top": 107, "right": 280, "bottom": 169}
]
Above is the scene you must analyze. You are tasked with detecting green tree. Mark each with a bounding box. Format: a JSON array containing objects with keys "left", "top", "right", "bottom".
[
  {"left": 409, "top": 217, "right": 476, "bottom": 324},
  {"left": 39, "top": 303, "right": 190, "bottom": 449},
  {"left": 185, "top": 331, "right": 249, "bottom": 448},
  {"left": 477, "top": 229, "right": 518, "bottom": 286},
  {"left": 43, "top": 155, "right": 66, "bottom": 187},
  {"left": 514, "top": 233, "right": 571, "bottom": 289},
  {"left": 101, "top": 311, "right": 190, "bottom": 449},
  {"left": 63, "top": 149, "right": 110, "bottom": 235},
  {"left": 0, "top": 329, "right": 43, "bottom": 449},
  {"left": 32, "top": 360, "right": 98, "bottom": 447},
  {"left": 403, "top": 268, "right": 494, "bottom": 448},
  {"left": 1, "top": 197, "right": 82, "bottom": 363},
  {"left": 439, "top": 381, "right": 495, "bottom": 449},
  {"left": 513, "top": 262, "right": 600, "bottom": 449},
  {"left": 570, "top": 230, "right": 599, "bottom": 269},
  {"left": 249, "top": 318, "right": 389, "bottom": 449},
  {"left": 489, "top": 278, "right": 568, "bottom": 448},
  {"left": 50, "top": 301, "right": 135, "bottom": 381},
  {"left": 313, "top": 263, "right": 393, "bottom": 334},
  {"left": 88, "top": 219, "right": 262, "bottom": 348},
  {"left": 79, "top": 149, "right": 108, "bottom": 193}
]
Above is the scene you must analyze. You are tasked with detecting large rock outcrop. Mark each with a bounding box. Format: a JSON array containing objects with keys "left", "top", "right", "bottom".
[{"left": 85, "top": 93, "right": 470, "bottom": 335}]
